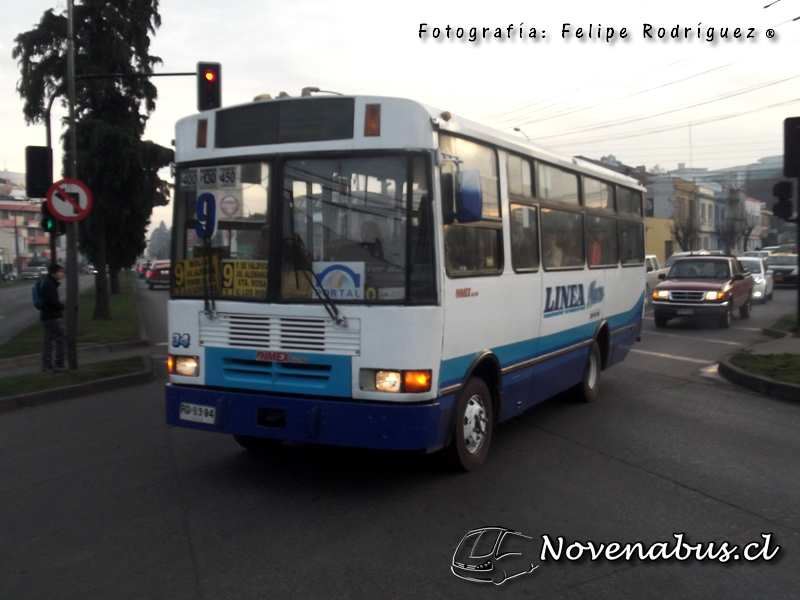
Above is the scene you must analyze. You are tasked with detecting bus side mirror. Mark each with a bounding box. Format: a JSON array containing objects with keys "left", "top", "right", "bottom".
[{"left": 456, "top": 170, "right": 483, "bottom": 223}]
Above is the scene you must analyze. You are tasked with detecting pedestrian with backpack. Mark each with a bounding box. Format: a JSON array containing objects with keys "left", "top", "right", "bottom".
[{"left": 38, "top": 264, "right": 67, "bottom": 372}]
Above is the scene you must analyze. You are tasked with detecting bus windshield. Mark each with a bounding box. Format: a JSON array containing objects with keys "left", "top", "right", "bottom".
[{"left": 172, "top": 154, "right": 436, "bottom": 305}]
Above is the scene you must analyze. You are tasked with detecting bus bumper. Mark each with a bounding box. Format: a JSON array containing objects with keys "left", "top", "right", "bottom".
[{"left": 165, "top": 384, "right": 456, "bottom": 452}]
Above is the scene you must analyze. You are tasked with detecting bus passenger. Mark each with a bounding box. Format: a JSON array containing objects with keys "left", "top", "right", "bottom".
[
  {"left": 588, "top": 225, "right": 603, "bottom": 266},
  {"left": 542, "top": 232, "right": 563, "bottom": 268}
]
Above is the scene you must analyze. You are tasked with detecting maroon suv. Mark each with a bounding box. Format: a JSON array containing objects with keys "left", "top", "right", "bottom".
[
  {"left": 651, "top": 256, "right": 753, "bottom": 329},
  {"left": 146, "top": 260, "right": 171, "bottom": 290}
]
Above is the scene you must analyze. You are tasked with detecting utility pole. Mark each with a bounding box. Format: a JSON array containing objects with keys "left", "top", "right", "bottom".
[
  {"left": 65, "top": 0, "right": 78, "bottom": 369},
  {"left": 45, "top": 92, "right": 59, "bottom": 266}
]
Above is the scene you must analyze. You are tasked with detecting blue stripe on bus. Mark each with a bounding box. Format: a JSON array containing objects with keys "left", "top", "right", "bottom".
[
  {"left": 204, "top": 347, "right": 352, "bottom": 397},
  {"left": 165, "top": 384, "right": 458, "bottom": 451},
  {"left": 439, "top": 298, "right": 643, "bottom": 392}
]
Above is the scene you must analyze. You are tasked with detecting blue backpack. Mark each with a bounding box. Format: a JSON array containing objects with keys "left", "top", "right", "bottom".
[{"left": 32, "top": 279, "right": 45, "bottom": 310}]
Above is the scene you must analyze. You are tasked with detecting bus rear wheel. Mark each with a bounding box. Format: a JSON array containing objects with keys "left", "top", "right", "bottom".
[
  {"left": 576, "top": 341, "right": 601, "bottom": 402},
  {"left": 445, "top": 378, "right": 493, "bottom": 472}
]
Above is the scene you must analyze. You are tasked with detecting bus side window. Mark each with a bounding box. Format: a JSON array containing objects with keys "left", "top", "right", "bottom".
[
  {"left": 541, "top": 208, "right": 583, "bottom": 269},
  {"left": 445, "top": 225, "right": 475, "bottom": 273},
  {"left": 510, "top": 204, "right": 538, "bottom": 272}
]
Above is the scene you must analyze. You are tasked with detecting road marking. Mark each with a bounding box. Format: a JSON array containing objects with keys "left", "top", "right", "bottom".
[
  {"left": 642, "top": 315, "right": 765, "bottom": 333},
  {"left": 645, "top": 331, "right": 742, "bottom": 346},
  {"left": 630, "top": 349, "right": 712, "bottom": 364}
]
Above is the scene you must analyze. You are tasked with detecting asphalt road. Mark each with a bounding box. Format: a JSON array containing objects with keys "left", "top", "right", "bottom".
[{"left": 1, "top": 282, "right": 798, "bottom": 599}]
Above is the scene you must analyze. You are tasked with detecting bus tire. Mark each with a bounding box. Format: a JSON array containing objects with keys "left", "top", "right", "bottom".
[
  {"left": 445, "top": 378, "right": 493, "bottom": 472},
  {"left": 233, "top": 435, "right": 283, "bottom": 453},
  {"left": 577, "top": 341, "right": 601, "bottom": 403}
]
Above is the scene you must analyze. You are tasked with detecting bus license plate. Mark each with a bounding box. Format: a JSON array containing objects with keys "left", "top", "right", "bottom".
[
  {"left": 180, "top": 402, "right": 216, "bottom": 424},
  {"left": 677, "top": 308, "right": 694, "bottom": 315}
]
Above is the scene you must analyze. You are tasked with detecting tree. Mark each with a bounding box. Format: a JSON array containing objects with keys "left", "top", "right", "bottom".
[
  {"left": 670, "top": 215, "right": 699, "bottom": 253},
  {"left": 739, "top": 213, "right": 759, "bottom": 252},
  {"left": 148, "top": 221, "right": 171, "bottom": 260},
  {"left": 715, "top": 218, "right": 741, "bottom": 255},
  {"left": 13, "top": 0, "right": 173, "bottom": 317}
]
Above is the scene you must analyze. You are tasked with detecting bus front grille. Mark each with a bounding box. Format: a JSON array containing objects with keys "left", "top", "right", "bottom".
[{"left": 199, "top": 313, "right": 360, "bottom": 355}]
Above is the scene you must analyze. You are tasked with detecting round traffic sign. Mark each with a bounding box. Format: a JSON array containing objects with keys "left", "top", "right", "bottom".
[{"left": 46, "top": 178, "right": 93, "bottom": 222}]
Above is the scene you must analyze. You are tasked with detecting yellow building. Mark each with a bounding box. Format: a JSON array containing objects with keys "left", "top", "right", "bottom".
[{"left": 645, "top": 217, "right": 674, "bottom": 264}]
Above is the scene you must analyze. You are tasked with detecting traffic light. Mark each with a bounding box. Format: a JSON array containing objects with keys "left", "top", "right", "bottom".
[
  {"left": 772, "top": 181, "right": 794, "bottom": 221},
  {"left": 41, "top": 203, "right": 66, "bottom": 236},
  {"left": 784, "top": 117, "right": 800, "bottom": 178},
  {"left": 197, "top": 62, "right": 221, "bottom": 111},
  {"left": 25, "top": 146, "right": 52, "bottom": 198}
]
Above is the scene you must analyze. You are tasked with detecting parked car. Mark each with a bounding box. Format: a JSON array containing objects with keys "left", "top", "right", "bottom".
[
  {"left": 652, "top": 256, "right": 754, "bottom": 329},
  {"left": 742, "top": 250, "right": 770, "bottom": 259},
  {"left": 146, "top": 260, "right": 171, "bottom": 289},
  {"left": 20, "top": 267, "right": 43, "bottom": 280},
  {"left": 645, "top": 255, "right": 669, "bottom": 304},
  {"left": 765, "top": 253, "right": 798, "bottom": 287},
  {"left": 761, "top": 246, "right": 780, "bottom": 255},
  {"left": 738, "top": 256, "right": 774, "bottom": 303}
]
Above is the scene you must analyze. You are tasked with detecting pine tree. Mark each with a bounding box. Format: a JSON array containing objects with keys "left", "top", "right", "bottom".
[{"left": 13, "top": 0, "right": 173, "bottom": 317}]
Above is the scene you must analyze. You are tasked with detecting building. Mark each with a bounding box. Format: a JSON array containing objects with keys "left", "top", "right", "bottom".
[{"left": 0, "top": 201, "right": 52, "bottom": 274}]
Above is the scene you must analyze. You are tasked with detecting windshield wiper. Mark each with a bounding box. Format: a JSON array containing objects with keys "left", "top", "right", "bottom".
[{"left": 286, "top": 235, "right": 347, "bottom": 327}]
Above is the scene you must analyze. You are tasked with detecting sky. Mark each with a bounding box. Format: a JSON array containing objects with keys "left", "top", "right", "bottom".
[{"left": 1, "top": 0, "right": 799, "bottom": 234}]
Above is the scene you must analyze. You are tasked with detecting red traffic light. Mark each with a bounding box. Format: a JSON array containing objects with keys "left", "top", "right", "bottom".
[{"left": 197, "top": 62, "right": 221, "bottom": 111}]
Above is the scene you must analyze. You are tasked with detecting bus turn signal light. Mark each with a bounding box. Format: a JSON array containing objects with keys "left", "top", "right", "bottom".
[
  {"left": 364, "top": 104, "right": 381, "bottom": 136},
  {"left": 403, "top": 370, "right": 432, "bottom": 393}
]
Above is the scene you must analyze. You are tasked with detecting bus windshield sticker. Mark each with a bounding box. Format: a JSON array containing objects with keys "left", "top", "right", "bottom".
[
  {"left": 221, "top": 260, "right": 268, "bottom": 297},
  {"left": 174, "top": 256, "right": 220, "bottom": 296},
  {"left": 312, "top": 262, "right": 365, "bottom": 300}
]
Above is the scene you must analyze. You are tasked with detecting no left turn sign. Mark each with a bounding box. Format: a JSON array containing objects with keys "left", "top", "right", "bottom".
[{"left": 46, "top": 178, "right": 93, "bottom": 222}]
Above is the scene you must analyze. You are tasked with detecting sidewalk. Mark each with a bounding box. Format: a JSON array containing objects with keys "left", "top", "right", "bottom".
[
  {"left": 718, "top": 329, "right": 800, "bottom": 402},
  {"left": 0, "top": 340, "right": 157, "bottom": 413}
]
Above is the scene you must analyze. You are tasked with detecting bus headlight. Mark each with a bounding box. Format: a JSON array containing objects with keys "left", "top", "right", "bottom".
[
  {"left": 169, "top": 355, "right": 200, "bottom": 377},
  {"left": 376, "top": 370, "right": 401, "bottom": 392},
  {"left": 705, "top": 291, "right": 725, "bottom": 301},
  {"left": 367, "top": 369, "right": 433, "bottom": 393}
]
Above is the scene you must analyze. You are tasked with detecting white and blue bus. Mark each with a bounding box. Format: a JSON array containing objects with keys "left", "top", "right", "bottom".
[{"left": 165, "top": 93, "right": 646, "bottom": 470}]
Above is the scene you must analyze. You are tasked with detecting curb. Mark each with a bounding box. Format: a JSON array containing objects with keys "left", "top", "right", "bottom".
[
  {"left": 0, "top": 355, "right": 155, "bottom": 414},
  {"left": 718, "top": 355, "right": 800, "bottom": 402},
  {"left": 0, "top": 339, "right": 149, "bottom": 372}
]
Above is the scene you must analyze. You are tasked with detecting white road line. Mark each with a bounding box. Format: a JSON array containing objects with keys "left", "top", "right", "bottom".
[
  {"left": 629, "top": 349, "right": 712, "bottom": 364},
  {"left": 644, "top": 331, "right": 742, "bottom": 346},
  {"left": 642, "top": 315, "right": 765, "bottom": 333}
]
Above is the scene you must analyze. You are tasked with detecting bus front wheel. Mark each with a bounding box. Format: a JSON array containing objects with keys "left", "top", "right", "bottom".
[
  {"left": 576, "top": 341, "right": 601, "bottom": 402},
  {"left": 445, "top": 378, "right": 493, "bottom": 472}
]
